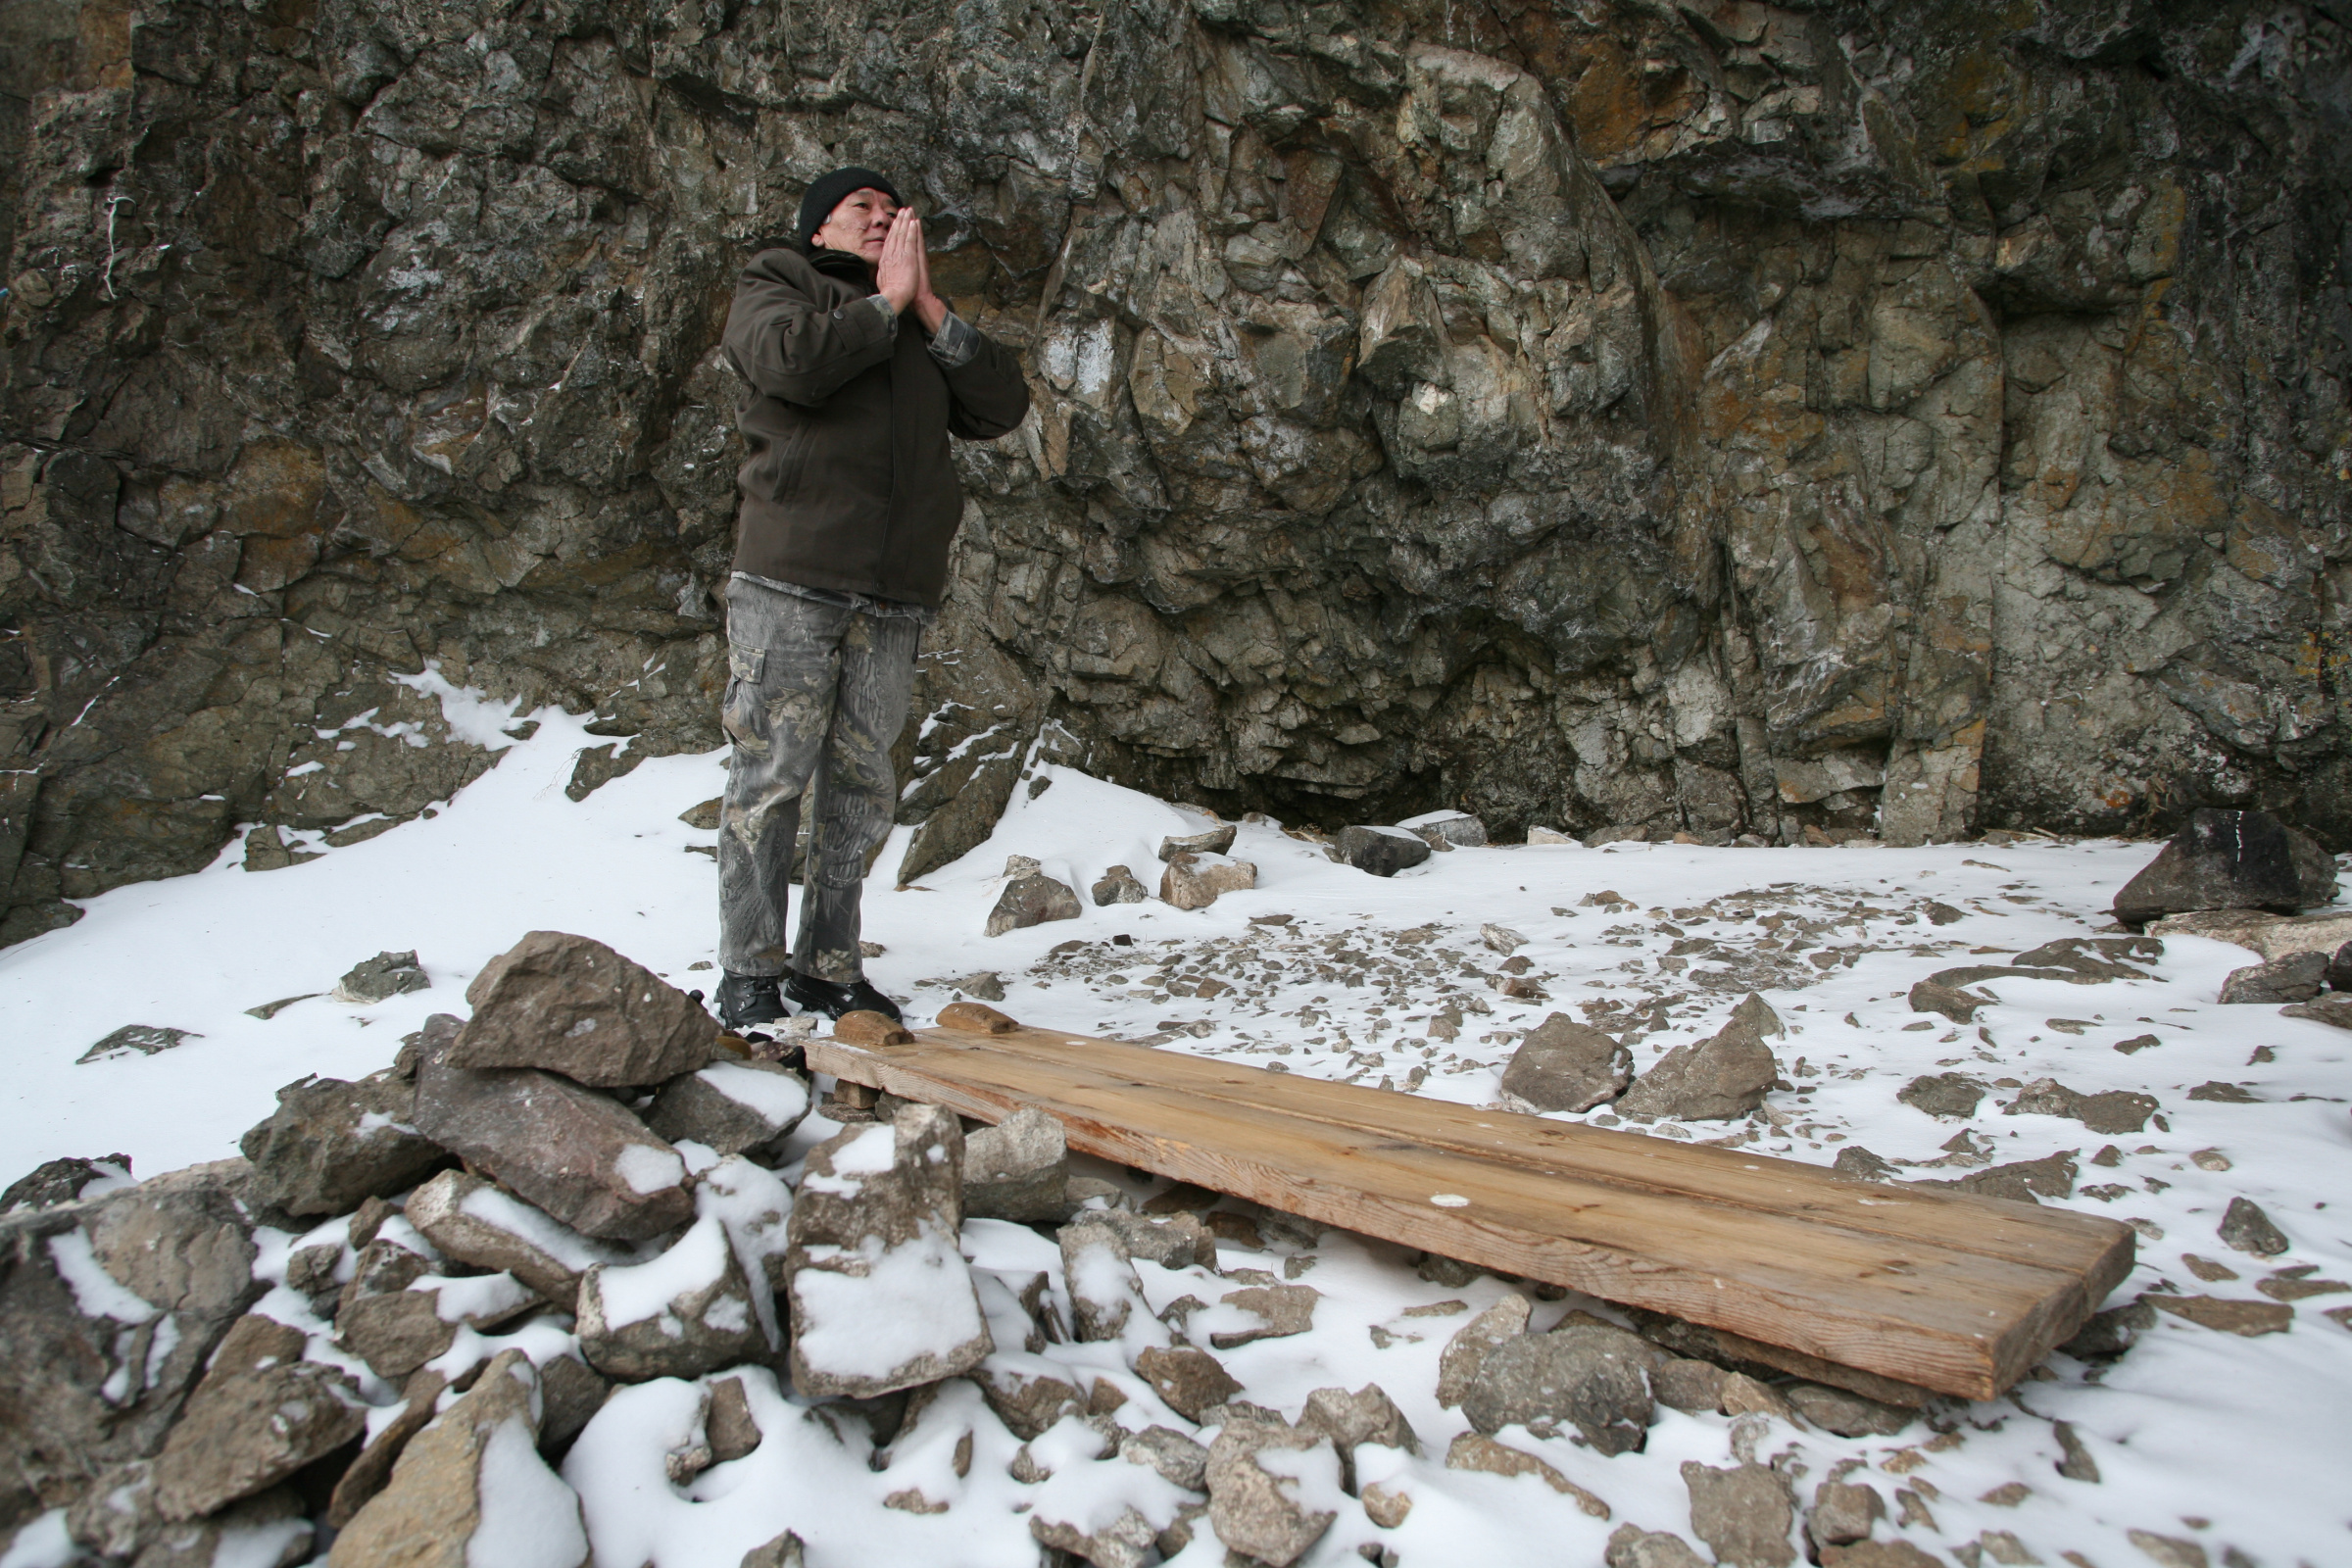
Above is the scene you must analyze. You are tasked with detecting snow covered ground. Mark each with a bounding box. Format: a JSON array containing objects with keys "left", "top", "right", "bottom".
[{"left": 4, "top": 695, "right": 2349, "bottom": 1568}]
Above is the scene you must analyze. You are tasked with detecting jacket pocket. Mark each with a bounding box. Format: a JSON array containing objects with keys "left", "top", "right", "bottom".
[{"left": 765, "top": 424, "right": 811, "bottom": 504}]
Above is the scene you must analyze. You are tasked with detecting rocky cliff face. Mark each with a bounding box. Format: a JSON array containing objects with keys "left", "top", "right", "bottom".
[{"left": 3, "top": 0, "right": 2347, "bottom": 942}]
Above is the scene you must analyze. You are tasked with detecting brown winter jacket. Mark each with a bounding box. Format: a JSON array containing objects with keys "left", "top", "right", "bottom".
[{"left": 720, "top": 245, "right": 1031, "bottom": 610}]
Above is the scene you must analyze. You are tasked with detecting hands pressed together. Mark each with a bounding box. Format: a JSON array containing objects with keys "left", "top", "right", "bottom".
[{"left": 876, "top": 208, "right": 948, "bottom": 335}]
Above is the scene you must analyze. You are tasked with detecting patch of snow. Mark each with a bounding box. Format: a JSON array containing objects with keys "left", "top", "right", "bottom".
[
  {"left": 613, "top": 1142, "right": 685, "bottom": 1197},
  {"left": 594, "top": 1214, "right": 729, "bottom": 1330},
  {"left": 45, "top": 1230, "right": 154, "bottom": 1322},
  {"left": 793, "top": 1224, "right": 985, "bottom": 1380},
  {"left": 467, "top": 1414, "right": 589, "bottom": 1568},
  {"left": 696, "top": 1060, "right": 810, "bottom": 1125}
]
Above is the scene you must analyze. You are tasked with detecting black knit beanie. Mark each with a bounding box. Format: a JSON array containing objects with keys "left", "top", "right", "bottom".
[{"left": 796, "top": 167, "right": 903, "bottom": 249}]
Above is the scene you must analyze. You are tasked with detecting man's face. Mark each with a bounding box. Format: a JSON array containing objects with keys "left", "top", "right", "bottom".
[{"left": 811, "top": 188, "right": 898, "bottom": 261}]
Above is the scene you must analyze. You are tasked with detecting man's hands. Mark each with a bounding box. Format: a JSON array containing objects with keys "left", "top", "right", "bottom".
[{"left": 875, "top": 208, "right": 949, "bottom": 335}]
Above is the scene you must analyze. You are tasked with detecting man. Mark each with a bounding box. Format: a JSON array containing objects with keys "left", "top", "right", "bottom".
[{"left": 711, "top": 167, "right": 1030, "bottom": 1029}]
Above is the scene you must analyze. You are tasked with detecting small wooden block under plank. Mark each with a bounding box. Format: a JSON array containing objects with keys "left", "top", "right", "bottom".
[{"left": 808, "top": 1022, "right": 2133, "bottom": 1401}]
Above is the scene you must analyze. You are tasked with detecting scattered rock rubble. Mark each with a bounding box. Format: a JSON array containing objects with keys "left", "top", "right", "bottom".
[{"left": 12, "top": 823, "right": 2341, "bottom": 1568}]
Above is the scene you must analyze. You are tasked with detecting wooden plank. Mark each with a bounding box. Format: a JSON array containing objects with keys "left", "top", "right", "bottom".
[{"left": 808, "top": 1023, "right": 2133, "bottom": 1401}]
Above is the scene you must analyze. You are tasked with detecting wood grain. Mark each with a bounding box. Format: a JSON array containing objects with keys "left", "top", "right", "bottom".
[{"left": 808, "top": 1024, "right": 2133, "bottom": 1400}]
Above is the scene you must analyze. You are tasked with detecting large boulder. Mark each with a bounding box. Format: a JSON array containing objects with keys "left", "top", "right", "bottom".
[
  {"left": 2112, "top": 808, "right": 2337, "bottom": 925},
  {"left": 151, "top": 1314, "right": 365, "bottom": 1520},
  {"left": 239, "top": 1071, "right": 447, "bottom": 1216},
  {"left": 1617, "top": 996, "right": 1783, "bottom": 1121},
  {"left": 1460, "top": 1323, "right": 1659, "bottom": 1456},
  {"left": 1334, "top": 825, "right": 1431, "bottom": 877},
  {"left": 784, "top": 1105, "right": 992, "bottom": 1397},
  {"left": 1499, "top": 1014, "right": 1631, "bottom": 1111},
  {"left": 576, "top": 1214, "right": 769, "bottom": 1382},
  {"left": 445, "top": 931, "right": 719, "bottom": 1088},
  {"left": 328, "top": 1350, "right": 588, "bottom": 1568},
  {"left": 405, "top": 1170, "right": 626, "bottom": 1312},
  {"left": 0, "top": 1162, "right": 264, "bottom": 1529},
  {"left": 411, "top": 1013, "right": 695, "bottom": 1242}
]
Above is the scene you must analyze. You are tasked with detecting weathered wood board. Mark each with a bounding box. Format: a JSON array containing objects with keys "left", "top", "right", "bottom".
[{"left": 807, "top": 1020, "right": 2134, "bottom": 1401}]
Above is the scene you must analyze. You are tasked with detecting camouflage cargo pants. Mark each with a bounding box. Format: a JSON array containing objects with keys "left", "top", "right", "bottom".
[{"left": 716, "top": 575, "right": 919, "bottom": 983}]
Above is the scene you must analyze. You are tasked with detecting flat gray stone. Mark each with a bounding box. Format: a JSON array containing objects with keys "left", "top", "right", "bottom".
[
  {"left": 2218, "top": 950, "right": 2328, "bottom": 1004},
  {"left": 404, "top": 1168, "right": 626, "bottom": 1312},
  {"left": 333, "top": 950, "right": 430, "bottom": 1004}
]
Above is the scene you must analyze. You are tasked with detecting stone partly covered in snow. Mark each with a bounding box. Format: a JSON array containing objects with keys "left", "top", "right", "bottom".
[
  {"left": 333, "top": 950, "right": 431, "bottom": 1004},
  {"left": 1461, "top": 1322, "right": 1659, "bottom": 1456},
  {"left": 2218, "top": 1197, "right": 2290, "bottom": 1256},
  {"left": 1072, "top": 1208, "right": 1216, "bottom": 1269},
  {"left": 0, "top": 1153, "right": 132, "bottom": 1214},
  {"left": 2004, "top": 1079, "right": 2158, "bottom": 1136},
  {"left": 1682, "top": 1460, "right": 1798, "bottom": 1568},
  {"left": 1060, "top": 1217, "right": 1157, "bottom": 1344},
  {"left": 411, "top": 1013, "right": 695, "bottom": 1242},
  {"left": 2217, "top": 951, "right": 2328, "bottom": 1004},
  {"left": 1298, "top": 1384, "right": 1418, "bottom": 1493},
  {"left": 336, "top": 1237, "right": 540, "bottom": 1381},
  {"left": 1897, "top": 1073, "right": 1984, "bottom": 1119},
  {"left": 447, "top": 930, "right": 719, "bottom": 1088},
  {"left": 1210, "top": 1284, "right": 1319, "bottom": 1348},
  {"left": 646, "top": 1060, "right": 811, "bottom": 1161},
  {"left": 1436, "top": 1293, "right": 1532, "bottom": 1407},
  {"left": 405, "top": 1169, "right": 626, "bottom": 1312},
  {"left": 1334, "top": 825, "right": 1431, "bottom": 877},
  {"left": 1906, "top": 979, "right": 1987, "bottom": 1023},
  {"left": 785, "top": 1105, "right": 992, "bottom": 1397},
  {"left": 238, "top": 1071, "right": 446, "bottom": 1216},
  {"left": 1605, "top": 1525, "right": 1710, "bottom": 1568},
  {"left": 1134, "top": 1346, "right": 1245, "bottom": 1422},
  {"left": 987, "top": 866, "right": 1084, "bottom": 936},
  {"left": 963, "top": 1107, "right": 1070, "bottom": 1223},
  {"left": 2111, "top": 808, "right": 2337, "bottom": 925},
  {"left": 0, "top": 1161, "right": 265, "bottom": 1527},
  {"left": 1806, "top": 1480, "right": 1886, "bottom": 1549},
  {"left": 328, "top": 1349, "right": 589, "bottom": 1568},
  {"left": 152, "top": 1314, "right": 365, "bottom": 1520},
  {"left": 576, "top": 1214, "right": 768, "bottom": 1382},
  {"left": 1091, "top": 865, "right": 1150, "bottom": 906},
  {"left": 1159, "top": 850, "right": 1259, "bottom": 910},
  {"left": 1204, "top": 1415, "right": 1344, "bottom": 1568},
  {"left": 1446, "top": 1433, "right": 1612, "bottom": 1518},
  {"left": 1618, "top": 995, "right": 1782, "bottom": 1121},
  {"left": 1404, "top": 810, "right": 1489, "bottom": 851},
  {"left": 1159, "top": 825, "right": 1238, "bottom": 858},
  {"left": 1500, "top": 1014, "right": 1632, "bottom": 1112}
]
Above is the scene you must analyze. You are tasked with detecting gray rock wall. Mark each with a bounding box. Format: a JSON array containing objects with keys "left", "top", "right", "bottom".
[{"left": 3, "top": 0, "right": 2347, "bottom": 941}]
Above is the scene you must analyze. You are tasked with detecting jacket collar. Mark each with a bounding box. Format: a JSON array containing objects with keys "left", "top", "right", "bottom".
[{"left": 808, "top": 247, "right": 877, "bottom": 286}]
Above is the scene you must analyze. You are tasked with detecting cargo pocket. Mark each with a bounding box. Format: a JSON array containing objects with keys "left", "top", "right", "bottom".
[{"left": 721, "top": 642, "right": 769, "bottom": 754}]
